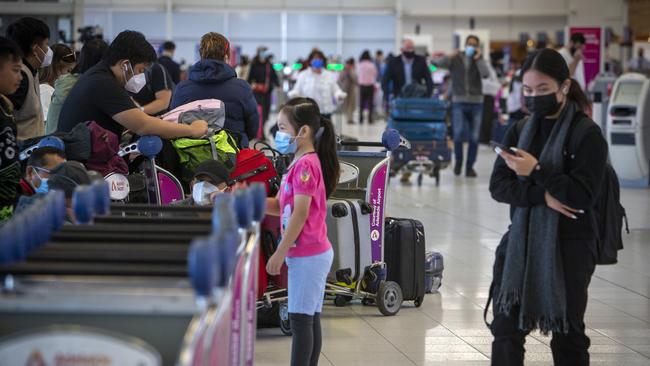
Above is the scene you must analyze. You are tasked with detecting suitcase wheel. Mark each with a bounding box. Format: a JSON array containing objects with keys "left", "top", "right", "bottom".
[
  {"left": 279, "top": 301, "right": 292, "bottom": 336},
  {"left": 414, "top": 296, "right": 424, "bottom": 308},
  {"left": 377, "top": 281, "right": 402, "bottom": 316}
]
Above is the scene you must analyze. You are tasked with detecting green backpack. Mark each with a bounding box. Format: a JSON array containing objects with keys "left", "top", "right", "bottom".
[{"left": 172, "top": 130, "right": 239, "bottom": 183}]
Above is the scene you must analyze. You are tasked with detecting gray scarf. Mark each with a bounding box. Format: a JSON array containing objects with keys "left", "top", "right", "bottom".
[{"left": 496, "top": 101, "right": 578, "bottom": 334}]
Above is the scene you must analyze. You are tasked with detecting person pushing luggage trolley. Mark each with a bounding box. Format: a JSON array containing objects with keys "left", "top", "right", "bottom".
[{"left": 264, "top": 97, "right": 338, "bottom": 366}]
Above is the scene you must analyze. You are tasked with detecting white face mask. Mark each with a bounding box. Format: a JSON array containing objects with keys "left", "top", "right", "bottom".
[
  {"left": 123, "top": 62, "right": 147, "bottom": 94},
  {"left": 192, "top": 181, "right": 220, "bottom": 206},
  {"left": 36, "top": 45, "right": 53, "bottom": 68}
]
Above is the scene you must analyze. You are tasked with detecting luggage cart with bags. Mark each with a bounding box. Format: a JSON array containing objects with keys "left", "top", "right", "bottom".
[{"left": 388, "top": 98, "right": 452, "bottom": 186}]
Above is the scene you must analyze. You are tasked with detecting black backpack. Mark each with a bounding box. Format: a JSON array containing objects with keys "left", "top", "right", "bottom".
[{"left": 515, "top": 113, "right": 629, "bottom": 264}]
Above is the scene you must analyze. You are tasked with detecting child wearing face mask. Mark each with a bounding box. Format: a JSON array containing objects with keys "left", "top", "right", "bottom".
[
  {"left": 5, "top": 17, "right": 52, "bottom": 141},
  {"left": 265, "top": 97, "right": 339, "bottom": 366},
  {"left": 172, "top": 159, "right": 230, "bottom": 206},
  {"left": 488, "top": 48, "right": 605, "bottom": 366}
]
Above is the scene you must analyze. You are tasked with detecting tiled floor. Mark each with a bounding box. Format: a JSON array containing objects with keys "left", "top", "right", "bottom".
[{"left": 255, "top": 119, "right": 650, "bottom": 365}]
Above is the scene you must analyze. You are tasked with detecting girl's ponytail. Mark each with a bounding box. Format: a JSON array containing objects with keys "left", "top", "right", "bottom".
[
  {"left": 317, "top": 115, "right": 340, "bottom": 198},
  {"left": 567, "top": 78, "right": 591, "bottom": 112}
]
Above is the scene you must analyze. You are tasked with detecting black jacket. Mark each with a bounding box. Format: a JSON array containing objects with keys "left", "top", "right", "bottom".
[
  {"left": 382, "top": 54, "right": 433, "bottom": 99},
  {"left": 171, "top": 59, "right": 259, "bottom": 148},
  {"left": 489, "top": 113, "right": 608, "bottom": 240},
  {"left": 158, "top": 55, "right": 181, "bottom": 84},
  {"left": 247, "top": 60, "right": 279, "bottom": 94}
]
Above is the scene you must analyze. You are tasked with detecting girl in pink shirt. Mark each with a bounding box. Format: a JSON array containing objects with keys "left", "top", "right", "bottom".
[{"left": 265, "top": 97, "right": 339, "bottom": 366}]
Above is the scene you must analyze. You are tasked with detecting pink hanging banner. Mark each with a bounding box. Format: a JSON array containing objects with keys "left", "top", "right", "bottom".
[{"left": 569, "top": 27, "right": 603, "bottom": 88}]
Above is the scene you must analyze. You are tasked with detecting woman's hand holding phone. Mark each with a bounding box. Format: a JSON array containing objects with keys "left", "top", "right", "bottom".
[{"left": 495, "top": 144, "right": 539, "bottom": 177}]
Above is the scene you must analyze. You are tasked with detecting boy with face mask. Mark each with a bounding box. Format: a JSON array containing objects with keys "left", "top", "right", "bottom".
[
  {"left": 24, "top": 147, "right": 67, "bottom": 194},
  {"left": 0, "top": 37, "right": 24, "bottom": 223},
  {"left": 173, "top": 159, "right": 230, "bottom": 206},
  {"left": 6, "top": 17, "right": 51, "bottom": 141}
]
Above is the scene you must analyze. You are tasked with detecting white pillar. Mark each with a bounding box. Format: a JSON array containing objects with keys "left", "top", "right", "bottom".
[
  {"left": 72, "top": 0, "right": 85, "bottom": 50},
  {"left": 395, "top": 0, "right": 403, "bottom": 52},
  {"left": 281, "top": 11, "right": 288, "bottom": 62},
  {"left": 165, "top": 0, "right": 172, "bottom": 41},
  {"left": 337, "top": 12, "right": 343, "bottom": 58}
]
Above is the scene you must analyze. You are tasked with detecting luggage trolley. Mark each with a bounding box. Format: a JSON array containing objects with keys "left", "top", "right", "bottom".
[
  {"left": 388, "top": 98, "right": 452, "bottom": 186},
  {"left": 323, "top": 130, "right": 409, "bottom": 316}
]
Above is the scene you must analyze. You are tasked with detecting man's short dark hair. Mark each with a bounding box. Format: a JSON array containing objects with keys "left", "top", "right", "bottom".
[
  {"left": 466, "top": 34, "right": 480, "bottom": 45},
  {"left": 0, "top": 36, "right": 23, "bottom": 67},
  {"left": 27, "top": 147, "right": 66, "bottom": 168},
  {"left": 570, "top": 32, "right": 586, "bottom": 45},
  {"left": 162, "top": 41, "right": 176, "bottom": 51},
  {"left": 376, "top": 50, "right": 383, "bottom": 56},
  {"left": 6, "top": 17, "right": 50, "bottom": 57},
  {"left": 104, "top": 30, "right": 156, "bottom": 66}
]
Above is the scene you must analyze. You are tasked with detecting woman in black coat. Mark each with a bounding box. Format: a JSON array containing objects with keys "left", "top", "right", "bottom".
[
  {"left": 247, "top": 47, "right": 279, "bottom": 139},
  {"left": 488, "top": 48, "right": 607, "bottom": 366}
]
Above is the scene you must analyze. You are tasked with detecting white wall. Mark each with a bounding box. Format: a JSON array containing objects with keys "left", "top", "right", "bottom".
[{"left": 77, "top": 0, "right": 625, "bottom": 62}]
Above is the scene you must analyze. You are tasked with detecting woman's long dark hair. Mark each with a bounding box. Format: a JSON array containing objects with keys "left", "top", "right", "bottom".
[
  {"left": 359, "top": 50, "right": 372, "bottom": 62},
  {"left": 281, "top": 97, "right": 340, "bottom": 198},
  {"left": 73, "top": 39, "right": 108, "bottom": 74},
  {"left": 521, "top": 48, "right": 591, "bottom": 112}
]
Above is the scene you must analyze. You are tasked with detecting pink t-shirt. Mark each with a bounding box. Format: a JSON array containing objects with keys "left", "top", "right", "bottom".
[{"left": 279, "top": 153, "right": 332, "bottom": 258}]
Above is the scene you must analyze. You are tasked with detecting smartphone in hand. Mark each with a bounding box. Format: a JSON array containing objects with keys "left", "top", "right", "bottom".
[{"left": 489, "top": 141, "right": 517, "bottom": 156}]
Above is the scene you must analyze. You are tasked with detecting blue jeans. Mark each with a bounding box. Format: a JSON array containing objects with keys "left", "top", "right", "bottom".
[{"left": 452, "top": 102, "right": 483, "bottom": 170}]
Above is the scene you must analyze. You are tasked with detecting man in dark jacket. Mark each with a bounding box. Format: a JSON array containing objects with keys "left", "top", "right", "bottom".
[
  {"left": 382, "top": 38, "right": 433, "bottom": 101},
  {"left": 158, "top": 41, "right": 181, "bottom": 84},
  {"left": 171, "top": 32, "right": 259, "bottom": 148},
  {"left": 433, "top": 35, "right": 490, "bottom": 178}
]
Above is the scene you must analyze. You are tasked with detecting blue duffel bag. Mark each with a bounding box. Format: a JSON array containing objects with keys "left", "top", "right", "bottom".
[
  {"left": 387, "top": 120, "right": 447, "bottom": 141},
  {"left": 391, "top": 98, "right": 448, "bottom": 121}
]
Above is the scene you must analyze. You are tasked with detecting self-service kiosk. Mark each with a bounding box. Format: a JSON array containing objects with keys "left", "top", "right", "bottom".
[{"left": 606, "top": 73, "right": 650, "bottom": 187}]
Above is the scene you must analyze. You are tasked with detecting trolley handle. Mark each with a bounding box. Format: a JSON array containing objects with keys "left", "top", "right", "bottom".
[{"left": 338, "top": 141, "right": 384, "bottom": 148}]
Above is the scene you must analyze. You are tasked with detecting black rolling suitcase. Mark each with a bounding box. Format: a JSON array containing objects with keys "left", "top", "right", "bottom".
[{"left": 384, "top": 217, "right": 426, "bottom": 307}]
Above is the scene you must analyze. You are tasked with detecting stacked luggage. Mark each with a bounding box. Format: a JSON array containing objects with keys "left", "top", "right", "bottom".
[{"left": 388, "top": 98, "right": 452, "bottom": 186}]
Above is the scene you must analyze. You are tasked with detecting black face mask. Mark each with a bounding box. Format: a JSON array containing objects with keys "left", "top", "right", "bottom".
[
  {"left": 525, "top": 93, "right": 561, "bottom": 117},
  {"left": 403, "top": 51, "right": 415, "bottom": 59}
]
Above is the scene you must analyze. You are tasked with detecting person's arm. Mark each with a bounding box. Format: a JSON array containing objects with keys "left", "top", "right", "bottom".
[
  {"left": 266, "top": 197, "right": 280, "bottom": 216},
  {"left": 422, "top": 59, "right": 434, "bottom": 97},
  {"left": 529, "top": 127, "right": 608, "bottom": 210},
  {"left": 381, "top": 62, "right": 392, "bottom": 99},
  {"left": 7, "top": 71, "right": 29, "bottom": 111},
  {"left": 287, "top": 71, "right": 304, "bottom": 98},
  {"left": 142, "top": 89, "right": 172, "bottom": 115},
  {"left": 113, "top": 108, "right": 207, "bottom": 139},
  {"left": 476, "top": 58, "right": 490, "bottom": 79},
  {"left": 271, "top": 67, "right": 280, "bottom": 87},
  {"left": 489, "top": 123, "right": 546, "bottom": 207}
]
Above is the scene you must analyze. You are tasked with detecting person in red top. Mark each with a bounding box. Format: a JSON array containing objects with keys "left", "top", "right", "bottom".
[{"left": 265, "top": 97, "right": 339, "bottom": 366}]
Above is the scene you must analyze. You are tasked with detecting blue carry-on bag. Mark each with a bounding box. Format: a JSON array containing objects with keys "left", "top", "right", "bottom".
[
  {"left": 391, "top": 98, "right": 448, "bottom": 121},
  {"left": 387, "top": 120, "right": 447, "bottom": 141}
]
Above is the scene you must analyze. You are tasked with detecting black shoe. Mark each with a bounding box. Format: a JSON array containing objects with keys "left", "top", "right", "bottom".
[
  {"left": 454, "top": 163, "right": 462, "bottom": 176},
  {"left": 466, "top": 168, "right": 477, "bottom": 178}
]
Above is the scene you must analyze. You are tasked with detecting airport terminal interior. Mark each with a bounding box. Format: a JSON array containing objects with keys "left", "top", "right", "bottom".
[{"left": 0, "top": 0, "right": 649, "bottom": 365}]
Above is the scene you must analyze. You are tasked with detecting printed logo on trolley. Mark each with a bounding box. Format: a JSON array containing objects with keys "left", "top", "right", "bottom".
[{"left": 370, "top": 230, "right": 380, "bottom": 241}]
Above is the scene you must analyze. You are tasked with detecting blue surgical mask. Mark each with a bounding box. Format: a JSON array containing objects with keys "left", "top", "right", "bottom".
[
  {"left": 35, "top": 178, "right": 49, "bottom": 194},
  {"left": 465, "top": 46, "right": 476, "bottom": 57},
  {"left": 311, "top": 59, "right": 324, "bottom": 69},
  {"left": 275, "top": 131, "right": 297, "bottom": 154},
  {"left": 32, "top": 168, "right": 50, "bottom": 194}
]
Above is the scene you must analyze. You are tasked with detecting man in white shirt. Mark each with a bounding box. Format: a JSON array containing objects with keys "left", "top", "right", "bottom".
[{"left": 558, "top": 32, "right": 586, "bottom": 90}]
